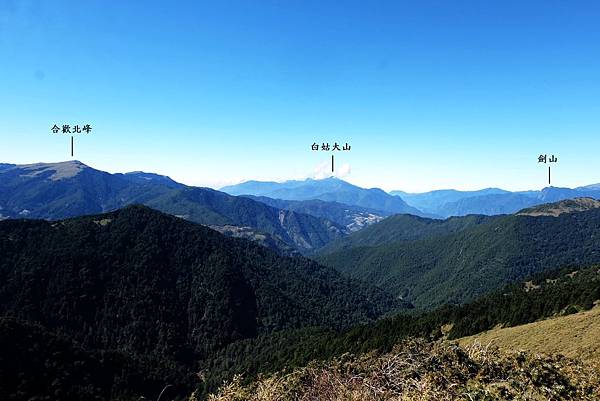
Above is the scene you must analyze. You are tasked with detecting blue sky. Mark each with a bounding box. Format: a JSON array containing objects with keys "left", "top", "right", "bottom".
[{"left": 1, "top": 1, "right": 599, "bottom": 192}]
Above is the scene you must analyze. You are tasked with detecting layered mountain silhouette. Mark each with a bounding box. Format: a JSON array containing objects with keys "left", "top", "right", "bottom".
[
  {"left": 2, "top": 161, "right": 600, "bottom": 400},
  {"left": 221, "top": 177, "right": 600, "bottom": 219},
  {"left": 221, "top": 177, "right": 424, "bottom": 216},
  {"left": 393, "top": 186, "right": 600, "bottom": 217},
  {"left": 390, "top": 188, "right": 509, "bottom": 214},
  {"left": 0, "top": 206, "right": 403, "bottom": 399},
  {"left": 3, "top": 160, "right": 600, "bottom": 255},
  {"left": 0, "top": 161, "right": 347, "bottom": 254}
]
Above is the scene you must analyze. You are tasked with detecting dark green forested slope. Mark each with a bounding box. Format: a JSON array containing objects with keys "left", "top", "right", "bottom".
[
  {"left": 199, "top": 264, "right": 600, "bottom": 396},
  {"left": 0, "top": 206, "right": 402, "bottom": 400},
  {"left": 2, "top": 206, "right": 599, "bottom": 399},
  {"left": 0, "top": 318, "right": 190, "bottom": 401},
  {"left": 145, "top": 187, "right": 345, "bottom": 253},
  {"left": 318, "top": 213, "right": 496, "bottom": 253},
  {"left": 316, "top": 208, "right": 600, "bottom": 309}
]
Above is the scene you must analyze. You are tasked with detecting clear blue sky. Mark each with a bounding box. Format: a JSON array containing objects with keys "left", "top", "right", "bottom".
[{"left": 1, "top": 0, "right": 599, "bottom": 192}]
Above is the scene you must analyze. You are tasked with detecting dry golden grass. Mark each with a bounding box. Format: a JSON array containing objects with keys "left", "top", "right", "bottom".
[
  {"left": 458, "top": 306, "right": 600, "bottom": 364},
  {"left": 200, "top": 338, "right": 600, "bottom": 401}
]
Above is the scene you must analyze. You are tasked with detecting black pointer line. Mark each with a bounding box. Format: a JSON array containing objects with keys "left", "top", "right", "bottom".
[
  {"left": 331, "top": 154, "right": 334, "bottom": 172},
  {"left": 71, "top": 136, "right": 74, "bottom": 157},
  {"left": 548, "top": 166, "right": 551, "bottom": 186}
]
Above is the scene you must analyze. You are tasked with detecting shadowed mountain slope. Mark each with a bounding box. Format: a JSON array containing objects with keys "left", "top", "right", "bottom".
[{"left": 0, "top": 206, "right": 404, "bottom": 399}]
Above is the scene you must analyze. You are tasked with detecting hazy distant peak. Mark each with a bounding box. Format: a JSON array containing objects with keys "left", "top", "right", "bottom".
[
  {"left": 540, "top": 185, "right": 568, "bottom": 191},
  {"left": 221, "top": 176, "right": 355, "bottom": 195},
  {"left": 517, "top": 197, "right": 600, "bottom": 217},
  {"left": 391, "top": 187, "right": 508, "bottom": 196},
  {"left": 17, "top": 160, "right": 88, "bottom": 181},
  {"left": 312, "top": 176, "right": 341, "bottom": 182},
  {"left": 576, "top": 183, "right": 600, "bottom": 191}
]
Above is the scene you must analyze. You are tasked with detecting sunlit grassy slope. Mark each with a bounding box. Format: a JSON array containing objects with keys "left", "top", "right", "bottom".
[
  {"left": 204, "top": 339, "right": 600, "bottom": 401},
  {"left": 205, "top": 293, "right": 600, "bottom": 400},
  {"left": 458, "top": 306, "right": 600, "bottom": 363}
]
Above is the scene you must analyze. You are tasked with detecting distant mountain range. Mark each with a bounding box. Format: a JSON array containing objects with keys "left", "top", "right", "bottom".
[
  {"left": 0, "top": 161, "right": 347, "bottom": 254},
  {"left": 390, "top": 188, "right": 510, "bottom": 213},
  {"left": 3, "top": 161, "right": 600, "bottom": 400},
  {"left": 222, "top": 177, "right": 600, "bottom": 218},
  {"left": 3, "top": 161, "right": 600, "bottom": 254},
  {"left": 392, "top": 186, "right": 600, "bottom": 217},
  {"left": 316, "top": 198, "right": 600, "bottom": 310},
  {"left": 221, "top": 177, "right": 424, "bottom": 216}
]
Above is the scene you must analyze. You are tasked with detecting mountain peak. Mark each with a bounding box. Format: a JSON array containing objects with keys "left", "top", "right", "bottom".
[
  {"left": 18, "top": 160, "right": 87, "bottom": 167},
  {"left": 516, "top": 197, "right": 600, "bottom": 217},
  {"left": 16, "top": 160, "right": 89, "bottom": 181},
  {"left": 221, "top": 176, "right": 422, "bottom": 216}
]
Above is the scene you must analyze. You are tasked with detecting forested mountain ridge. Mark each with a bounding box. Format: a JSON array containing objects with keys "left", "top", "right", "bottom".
[
  {"left": 316, "top": 205, "right": 600, "bottom": 309},
  {"left": 318, "top": 213, "right": 497, "bottom": 253},
  {"left": 198, "top": 263, "right": 600, "bottom": 395},
  {"left": 142, "top": 186, "right": 346, "bottom": 253},
  {"left": 517, "top": 197, "right": 600, "bottom": 216},
  {"left": 0, "top": 205, "right": 404, "bottom": 399},
  {"left": 0, "top": 161, "right": 346, "bottom": 253}
]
